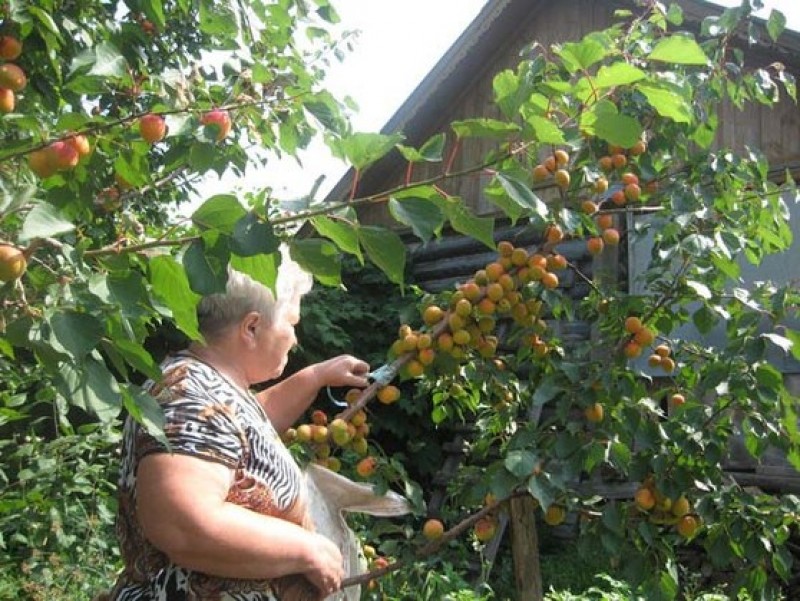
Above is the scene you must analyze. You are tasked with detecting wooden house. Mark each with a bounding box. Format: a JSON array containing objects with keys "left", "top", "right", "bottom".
[{"left": 323, "top": 0, "right": 800, "bottom": 488}]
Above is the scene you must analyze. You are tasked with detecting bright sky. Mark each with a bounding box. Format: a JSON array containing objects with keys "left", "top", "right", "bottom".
[{"left": 232, "top": 0, "right": 800, "bottom": 202}]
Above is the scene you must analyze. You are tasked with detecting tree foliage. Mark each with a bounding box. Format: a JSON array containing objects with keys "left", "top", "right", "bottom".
[{"left": 1, "top": 0, "right": 799, "bottom": 599}]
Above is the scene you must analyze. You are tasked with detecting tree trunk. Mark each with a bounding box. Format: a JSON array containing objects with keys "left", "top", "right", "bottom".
[{"left": 509, "top": 495, "right": 543, "bottom": 601}]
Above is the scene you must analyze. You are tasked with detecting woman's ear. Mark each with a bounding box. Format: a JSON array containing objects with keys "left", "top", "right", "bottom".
[{"left": 241, "top": 312, "right": 261, "bottom": 346}]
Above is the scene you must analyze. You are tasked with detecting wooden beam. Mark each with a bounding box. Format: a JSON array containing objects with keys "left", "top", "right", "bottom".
[{"left": 509, "top": 495, "right": 543, "bottom": 601}]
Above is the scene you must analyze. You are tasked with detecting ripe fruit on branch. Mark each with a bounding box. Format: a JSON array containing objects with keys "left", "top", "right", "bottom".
[
  {"left": 48, "top": 141, "right": 79, "bottom": 170},
  {"left": 0, "top": 244, "right": 26, "bottom": 282},
  {"left": 593, "top": 176, "right": 609, "bottom": 194},
  {"left": 611, "top": 153, "right": 627, "bottom": 169},
  {"left": 0, "top": 36, "right": 22, "bottom": 60},
  {"left": 67, "top": 134, "right": 92, "bottom": 158},
  {"left": 139, "top": 113, "right": 167, "bottom": 144},
  {"left": 634, "top": 486, "right": 656, "bottom": 511},
  {"left": 596, "top": 213, "right": 614, "bottom": 230},
  {"left": 474, "top": 516, "right": 498, "bottom": 542},
  {"left": 0, "top": 63, "right": 26, "bottom": 91},
  {"left": 311, "top": 409, "right": 328, "bottom": 426},
  {"left": 623, "top": 341, "right": 642, "bottom": 359},
  {"left": 355, "top": 456, "right": 377, "bottom": 478},
  {"left": 532, "top": 164, "right": 550, "bottom": 182},
  {"left": 587, "top": 236, "right": 604, "bottom": 256},
  {"left": 629, "top": 139, "right": 647, "bottom": 156},
  {"left": 554, "top": 169, "right": 570, "bottom": 190},
  {"left": 669, "top": 392, "right": 686, "bottom": 407},
  {"left": 602, "top": 228, "right": 620, "bottom": 246},
  {"left": 624, "top": 316, "right": 643, "bottom": 334},
  {"left": 545, "top": 224, "right": 564, "bottom": 244},
  {"left": 377, "top": 385, "right": 401, "bottom": 405},
  {"left": 676, "top": 514, "right": 700, "bottom": 538},
  {"left": 422, "top": 305, "right": 444, "bottom": 325},
  {"left": 584, "top": 402, "right": 604, "bottom": 423},
  {"left": 0, "top": 88, "right": 14, "bottom": 113},
  {"left": 554, "top": 149, "right": 570, "bottom": 167},
  {"left": 422, "top": 518, "right": 444, "bottom": 541},
  {"left": 201, "top": 109, "right": 232, "bottom": 141},
  {"left": 598, "top": 156, "right": 613, "bottom": 172},
  {"left": 541, "top": 272, "right": 559, "bottom": 289},
  {"left": 544, "top": 504, "right": 566, "bottom": 526}
]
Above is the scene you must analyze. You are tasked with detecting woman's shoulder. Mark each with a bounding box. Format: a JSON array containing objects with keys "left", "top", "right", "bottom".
[{"left": 147, "top": 352, "right": 233, "bottom": 405}]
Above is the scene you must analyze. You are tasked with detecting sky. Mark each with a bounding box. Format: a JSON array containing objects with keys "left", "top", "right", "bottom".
[{"left": 219, "top": 0, "right": 800, "bottom": 203}]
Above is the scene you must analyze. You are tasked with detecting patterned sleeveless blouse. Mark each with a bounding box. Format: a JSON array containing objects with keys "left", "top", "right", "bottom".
[{"left": 109, "top": 352, "right": 319, "bottom": 601}]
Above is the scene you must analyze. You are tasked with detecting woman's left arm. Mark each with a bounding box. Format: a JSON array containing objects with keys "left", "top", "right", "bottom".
[{"left": 257, "top": 354, "right": 370, "bottom": 432}]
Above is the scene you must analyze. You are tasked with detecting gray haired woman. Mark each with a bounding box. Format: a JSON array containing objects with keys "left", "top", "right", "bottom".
[{"left": 108, "top": 260, "right": 370, "bottom": 601}]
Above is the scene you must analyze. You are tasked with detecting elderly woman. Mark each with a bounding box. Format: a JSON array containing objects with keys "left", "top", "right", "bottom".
[{"left": 108, "top": 262, "right": 370, "bottom": 601}]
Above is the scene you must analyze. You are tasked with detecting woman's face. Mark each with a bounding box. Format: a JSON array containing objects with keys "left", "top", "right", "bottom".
[{"left": 256, "top": 313, "right": 297, "bottom": 381}]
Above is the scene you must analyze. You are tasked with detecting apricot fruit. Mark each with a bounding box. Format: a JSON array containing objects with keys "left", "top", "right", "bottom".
[
  {"left": 0, "top": 244, "right": 26, "bottom": 282},
  {"left": 422, "top": 518, "right": 444, "bottom": 541},
  {"left": 139, "top": 113, "right": 167, "bottom": 144}
]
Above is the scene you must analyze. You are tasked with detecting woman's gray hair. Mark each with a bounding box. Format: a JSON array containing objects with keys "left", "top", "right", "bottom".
[{"left": 197, "top": 247, "right": 313, "bottom": 339}]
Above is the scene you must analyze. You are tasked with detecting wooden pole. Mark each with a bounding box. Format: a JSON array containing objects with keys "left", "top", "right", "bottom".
[{"left": 509, "top": 495, "right": 543, "bottom": 601}]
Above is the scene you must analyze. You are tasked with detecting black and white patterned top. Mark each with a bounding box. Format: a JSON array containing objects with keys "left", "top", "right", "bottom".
[{"left": 110, "top": 352, "right": 311, "bottom": 601}]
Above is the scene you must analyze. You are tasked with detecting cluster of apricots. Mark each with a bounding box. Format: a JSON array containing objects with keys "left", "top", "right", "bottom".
[
  {"left": 532, "top": 148, "right": 572, "bottom": 190},
  {"left": 137, "top": 108, "right": 231, "bottom": 145},
  {"left": 0, "top": 33, "right": 23, "bottom": 113},
  {"left": 387, "top": 240, "right": 567, "bottom": 380},
  {"left": 621, "top": 316, "right": 677, "bottom": 373},
  {"left": 282, "top": 396, "right": 374, "bottom": 475},
  {"left": 583, "top": 141, "right": 654, "bottom": 257},
  {"left": 634, "top": 477, "right": 700, "bottom": 538},
  {"left": 27, "top": 134, "right": 93, "bottom": 179}
]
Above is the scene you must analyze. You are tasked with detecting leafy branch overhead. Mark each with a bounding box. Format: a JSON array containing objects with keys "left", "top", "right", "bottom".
[{"left": 1, "top": 0, "right": 799, "bottom": 599}]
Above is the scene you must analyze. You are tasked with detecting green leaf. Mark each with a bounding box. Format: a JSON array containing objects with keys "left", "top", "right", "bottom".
[
  {"left": 637, "top": 82, "right": 693, "bottom": 123},
  {"left": 556, "top": 38, "right": 607, "bottom": 73},
  {"left": 148, "top": 255, "right": 201, "bottom": 340},
  {"left": 526, "top": 115, "right": 566, "bottom": 145},
  {"left": 229, "top": 253, "right": 279, "bottom": 293},
  {"left": 594, "top": 62, "right": 647, "bottom": 88},
  {"left": 123, "top": 385, "right": 168, "bottom": 447},
  {"left": 49, "top": 311, "right": 103, "bottom": 359},
  {"left": 495, "top": 173, "right": 548, "bottom": 216},
  {"left": 182, "top": 239, "right": 228, "bottom": 296},
  {"left": 533, "top": 377, "right": 562, "bottom": 406},
  {"left": 505, "top": 450, "right": 538, "bottom": 479},
  {"left": 786, "top": 329, "right": 800, "bottom": 361},
  {"left": 290, "top": 239, "right": 341, "bottom": 287},
  {"left": 332, "top": 132, "right": 404, "bottom": 170},
  {"left": 396, "top": 133, "right": 446, "bottom": 163},
  {"left": 189, "top": 142, "right": 217, "bottom": 172},
  {"left": 388, "top": 197, "right": 445, "bottom": 243},
  {"left": 231, "top": 213, "right": 279, "bottom": 257},
  {"left": 114, "top": 339, "right": 161, "bottom": 381},
  {"left": 766, "top": 10, "right": 787, "bottom": 42},
  {"left": 59, "top": 357, "right": 121, "bottom": 423},
  {"left": 19, "top": 202, "right": 75, "bottom": 242},
  {"left": 648, "top": 34, "right": 709, "bottom": 66},
  {"left": 303, "top": 92, "right": 347, "bottom": 135},
  {"left": 451, "top": 118, "right": 520, "bottom": 139},
  {"left": 88, "top": 42, "right": 127, "bottom": 78},
  {"left": 142, "top": 0, "right": 166, "bottom": 27},
  {"left": 433, "top": 197, "right": 495, "bottom": 250},
  {"left": 686, "top": 280, "right": 712, "bottom": 299},
  {"left": 357, "top": 226, "right": 406, "bottom": 286},
  {"left": 311, "top": 215, "right": 363, "bottom": 260},
  {"left": 199, "top": 0, "right": 237, "bottom": 35},
  {"left": 527, "top": 475, "right": 556, "bottom": 510},
  {"left": 192, "top": 194, "right": 247, "bottom": 233},
  {"left": 581, "top": 100, "right": 643, "bottom": 148}
]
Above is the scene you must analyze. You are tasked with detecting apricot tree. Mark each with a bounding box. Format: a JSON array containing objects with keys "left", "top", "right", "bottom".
[{"left": 0, "top": 0, "right": 798, "bottom": 599}]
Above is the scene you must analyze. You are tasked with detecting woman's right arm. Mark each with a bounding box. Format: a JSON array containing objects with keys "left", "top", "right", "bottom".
[{"left": 135, "top": 452, "right": 343, "bottom": 593}]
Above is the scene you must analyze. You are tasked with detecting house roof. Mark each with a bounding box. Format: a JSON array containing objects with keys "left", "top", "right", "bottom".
[{"left": 323, "top": 0, "right": 800, "bottom": 204}]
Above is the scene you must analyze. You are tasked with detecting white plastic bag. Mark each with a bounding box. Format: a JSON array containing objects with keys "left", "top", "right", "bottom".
[{"left": 304, "top": 463, "right": 412, "bottom": 600}]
